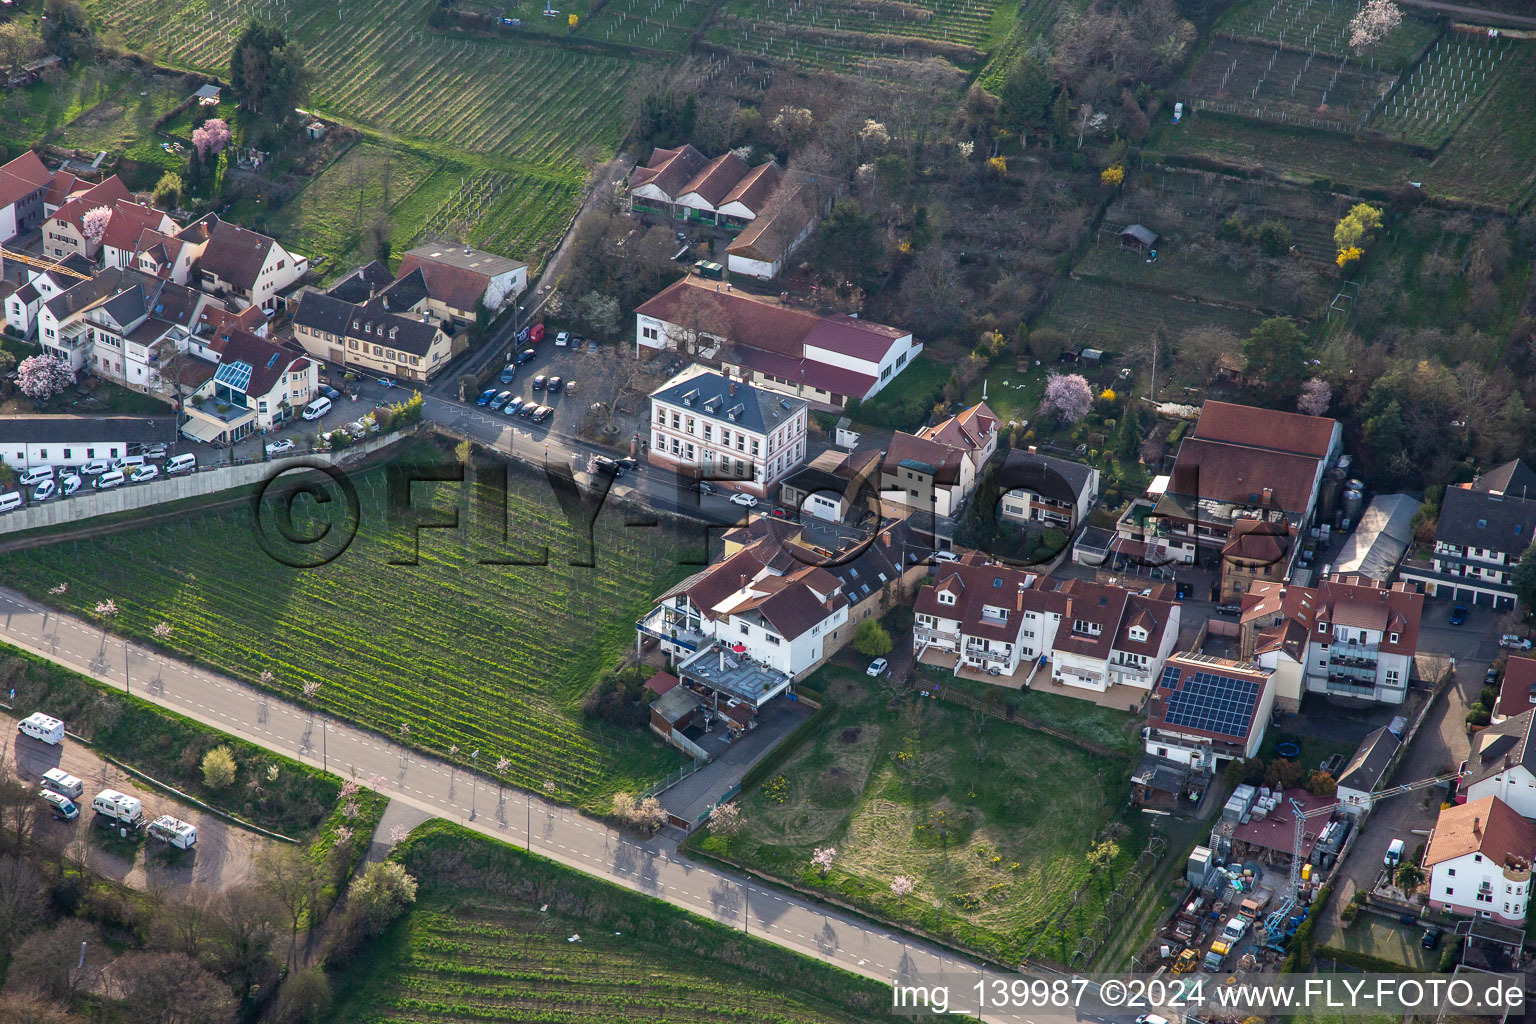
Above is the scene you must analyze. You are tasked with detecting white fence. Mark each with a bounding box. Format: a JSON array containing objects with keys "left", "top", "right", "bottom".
[{"left": 0, "top": 428, "right": 414, "bottom": 537}]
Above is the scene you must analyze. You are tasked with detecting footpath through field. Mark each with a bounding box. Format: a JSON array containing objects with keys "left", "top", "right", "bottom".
[{"left": 0, "top": 586, "right": 1072, "bottom": 1023}]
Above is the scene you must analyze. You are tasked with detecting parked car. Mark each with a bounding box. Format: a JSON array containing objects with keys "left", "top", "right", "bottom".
[
  {"left": 489, "top": 391, "right": 512, "bottom": 411},
  {"left": 591, "top": 456, "right": 621, "bottom": 476},
  {"left": 32, "top": 479, "right": 56, "bottom": 501},
  {"left": 530, "top": 405, "right": 552, "bottom": 423},
  {"left": 92, "top": 470, "right": 125, "bottom": 490},
  {"left": 516, "top": 348, "right": 537, "bottom": 365},
  {"left": 377, "top": 377, "right": 397, "bottom": 389},
  {"left": 547, "top": 376, "right": 563, "bottom": 395},
  {"left": 1385, "top": 838, "right": 1405, "bottom": 866},
  {"left": 343, "top": 420, "right": 369, "bottom": 440},
  {"left": 1215, "top": 603, "right": 1242, "bottom": 616},
  {"left": 320, "top": 384, "right": 342, "bottom": 401},
  {"left": 729, "top": 493, "right": 758, "bottom": 507},
  {"left": 770, "top": 507, "right": 792, "bottom": 520},
  {"left": 504, "top": 396, "right": 525, "bottom": 416},
  {"left": 499, "top": 365, "right": 517, "bottom": 384},
  {"left": 265, "top": 438, "right": 296, "bottom": 456},
  {"left": 79, "top": 459, "right": 111, "bottom": 476},
  {"left": 1501, "top": 635, "right": 1533, "bottom": 650},
  {"left": 866, "top": 658, "right": 888, "bottom": 677},
  {"left": 615, "top": 457, "right": 637, "bottom": 472},
  {"left": 555, "top": 331, "right": 570, "bottom": 347},
  {"left": 477, "top": 387, "right": 498, "bottom": 406},
  {"left": 532, "top": 375, "right": 548, "bottom": 391},
  {"left": 17, "top": 466, "right": 53, "bottom": 487},
  {"left": 1449, "top": 605, "right": 1468, "bottom": 626},
  {"left": 698, "top": 482, "right": 719, "bottom": 495},
  {"left": 0, "top": 491, "right": 21, "bottom": 512},
  {"left": 933, "top": 550, "right": 960, "bottom": 563},
  {"left": 1134, "top": 1016, "right": 1171, "bottom": 1024},
  {"left": 518, "top": 401, "right": 537, "bottom": 418},
  {"left": 1486, "top": 667, "right": 1501, "bottom": 687},
  {"left": 302, "top": 396, "right": 332, "bottom": 420},
  {"left": 141, "top": 443, "right": 168, "bottom": 460},
  {"left": 1421, "top": 927, "right": 1442, "bottom": 949},
  {"left": 40, "top": 790, "right": 79, "bottom": 821},
  {"left": 565, "top": 379, "right": 578, "bottom": 395},
  {"left": 129, "top": 464, "right": 159, "bottom": 483},
  {"left": 59, "top": 473, "right": 82, "bottom": 496}
]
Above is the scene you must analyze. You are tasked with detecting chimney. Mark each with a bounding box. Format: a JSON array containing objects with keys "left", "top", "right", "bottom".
[
  {"left": 1262, "top": 487, "right": 1273, "bottom": 504},
  {"left": 729, "top": 380, "right": 736, "bottom": 396},
  {"left": 1473, "top": 815, "right": 1482, "bottom": 836},
  {"left": 739, "top": 574, "right": 748, "bottom": 592},
  {"left": 825, "top": 596, "right": 834, "bottom": 612}
]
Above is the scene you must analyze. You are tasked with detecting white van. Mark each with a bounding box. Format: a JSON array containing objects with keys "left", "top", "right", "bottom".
[
  {"left": 18, "top": 712, "right": 65, "bottom": 745},
  {"left": 41, "top": 767, "right": 84, "bottom": 800},
  {"left": 147, "top": 815, "right": 197, "bottom": 849},
  {"left": 79, "top": 459, "right": 112, "bottom": 476},
  {"left": 17, "top": 465, "right": 54, "bottom": 486},
  {"left": 93, "top": 470, "right": 126, "bottom": 490},
  {"left": 111, "top": 454, "right": 146, "bottom": 472},
  {"left": 91, "top": 789, "right": 144, "bottom": 827},
  {"left": 0, "top": 491, "right": 21, "bottom": 512},
  {"left": 129, "top": 464, "right": 159, "bottom": 483},
  {"left": 41, "top": 790, "right": 79, "bottom": 821},
  {"left": 166, "top": 453, "right": 196, "bottom": 476},
  {"left": 1385, "top": 838, "right": 1406, "bottom": 866},
  {"left": 301, "top": 396, "right": 332, "bottom": 420}
]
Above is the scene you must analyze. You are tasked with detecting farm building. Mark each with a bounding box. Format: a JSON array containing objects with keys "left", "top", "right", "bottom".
[
  {"left": 397, "top": 243, "right": 528, "bottom": 319},
  {"left": 0, "top": 414, "right": 178, "bottom": 472},
  {"left": 193, "top": 84, "right": 222, "bottom": 105},
  {"left": 1119, "top": 224, "right": 1158, "bottom": 250}
]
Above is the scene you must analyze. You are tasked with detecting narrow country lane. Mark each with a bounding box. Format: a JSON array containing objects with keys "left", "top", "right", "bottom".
[{"left": 0, "top": 586, "right": 1097, "bottom": 1024}]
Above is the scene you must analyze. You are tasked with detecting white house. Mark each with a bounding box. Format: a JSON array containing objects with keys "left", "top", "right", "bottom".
[
  {"left": 1144, "top": 654, "right": 1276, "bottom": 768},
  {"left": 1400, "top": 460, "right": 1536, "bottom": 610},
  {"left": 180, "top": 329, "right": 317, "bottom": 444},
  {"left": 647, "top": 365, "right": 808, "bottom": 499},
  {"left": 1334, "top": 726, "right": 1401, "bottom": 818},
  {"left": 880, "top": 403, "right": 999, "bottom": 518},
  {"left": 0, "top": 150, "right": 55, "bottom": 243},
  {"left": 999, "top": 450, "right": 1100, "bottom": 531},
  {"left": 194, "top": 217, "right": 308, "bottom": 312},
  {"left": 1425, "top": 796, "right": 1536, "bottom": 927},
  {"left": 1460, "top": 709, "right": 1536, "bottom": 819},
  {"left": 4, "top": 255, "right": 93, "bottom": 339},
  {"left": 99, "top": 200, "right": 177, "bottom": 270},
  {"left": 634, "top": 277, "right": 922, "bottom": 411},
  {"left": 0, "top": 414, "right": 179, "bottom": 471},
  {"left": 912, "top": 559, "right": 1179, "bottom": 695},
  {"left": 398, "top": 244, "right": 528, "bottom": 320}
]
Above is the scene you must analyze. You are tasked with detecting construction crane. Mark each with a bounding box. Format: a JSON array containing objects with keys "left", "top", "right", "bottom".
[
  {"left": 1263, "top": 770, "right": 1460, "bottom": 938},
  {"left": 0, "top": 247, "right": 91, "bottom": 281}
]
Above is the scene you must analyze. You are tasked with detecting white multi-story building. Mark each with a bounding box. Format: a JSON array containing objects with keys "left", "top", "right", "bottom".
[
  {"left": 1400, "top": 460, "right": 1536, "bottom": 611},
  {"left": 0, "top": 414, "right": 178, "bottom": 471},
  {"left": 1460, "top": 709, "right": 1536, "bottom": 819},
  {"left": 911, "top": 558, "right": 1180, "bottom": 694},
  {"left": 1425, "top": 795, "right": 1536, "bottom": 927},
  {"left": 647, "top": 366, "right": 807, "bottom": 499},
  {"left": 1144, "top": 654, "right": 1275, "bottom": 768},
  {"left": 180, "top": 329, "right": 317, "bottom": 444},
  {"left": 879, "top": 403, "right": 999, "bottom": 518},
  {"left": 193, "top": 216, "right": 308, "bottom": 312}
]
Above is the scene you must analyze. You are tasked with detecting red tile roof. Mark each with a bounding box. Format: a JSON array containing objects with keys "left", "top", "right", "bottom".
[
  {"left": 101, "top": 200, "right": 172, "bottom": 253},
  {"left": 924, "top": 402, "right": 998, "bottom": 450},
  {"left": 630, "top": 145, "right": 709, "bottom": 198},
  {"left": 644, "top": 671, "right": 680, "bottom": 696},
  {"left": 42, "top": 168, "right": 77, "bottom": 209},
  {"left": 1193, "top": 400, "right": 1338, "bottom": 458},
  {"left": 1498, "top": 656, "right": 1536, "bottom": 720},
  {"left": 50, "top": 175, "right": 131, "bottom": 233},
  {"left": 1222, "top": 519, "right": 1295, "bottom": 566},
  {"left": 914, "top": 562, "right": 1039, "bottom": 644},
  {"left": 1425, "top": 796, "right": 1536, "bottom": 869},
  {"left": 719, "top": 161, "right": 783, "bottom": 214},
  {"left": 396, "top": 252, "right": 489, "bottom": 313},
  {"left": 1169, "top": 437, "right": 1321, "bottom": 514},
  {"left": 1314, "top": 575, "right": 1422, "bottom": 657},
  {"left": 0, "top": 150, "right": 52, "bottom": 209},
  {"left": 677, "top": 153, "right": 751, "bottom": 207}
]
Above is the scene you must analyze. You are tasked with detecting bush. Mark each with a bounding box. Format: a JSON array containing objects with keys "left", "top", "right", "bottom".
[
  {"left": 580, "top": 668, "right": 646, "bottom": 727},
  {"left": 852, "top": 619, "right": 893, "bottom": 658},
  {"left": 348, "top": 861, "right": 418, "bottom": 932},
  {"left": 1466, "top": 704, "right": 1491, "bottom": 727},
  {"left": 201, "top": 746, "right": 237, "bottom": 789}
]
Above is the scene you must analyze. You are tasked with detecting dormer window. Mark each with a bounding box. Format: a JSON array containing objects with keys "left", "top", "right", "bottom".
[
  {"left": 1317, "top": 621, "right": 1327, "bottom": 633},
  {"left": 1389, "top": 631, "right": 1399, "bottom": 644},
  {"left": 938, "top": 590, "right": 956, "bottom": 606},
  {"left": 1129, "top": 626, "right": 1147, "bottom": 642}
]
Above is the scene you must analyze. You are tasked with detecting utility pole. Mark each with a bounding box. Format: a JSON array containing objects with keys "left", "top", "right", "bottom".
[{"left": 1148, "top": 334, "right": 1159, "bottom": 403}]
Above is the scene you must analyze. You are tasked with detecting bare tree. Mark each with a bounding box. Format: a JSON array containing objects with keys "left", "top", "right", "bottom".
[
  {"left": 0, "top": 854, "right": 45, "bottom": 956},
  {"left": 7, "top": 918, "right": 101, "bottom": 1002},
  {"left": 115, "top": 951, "right": 236, "bottom": 1024},
  {"left": 257, "top": 846, "right": 320, "bottom": 971},
  {"left": 661, "top": 287, "right": 731, "bottom": 355},
  {"left": 206, "top": 884, "right": 282, "bottom": 1008},
  {"left": 0, "top": 990, "right": 78, "bottom": 1024},
  {"left": 149, "top": 890, "right": 215, "bottom": 961}
]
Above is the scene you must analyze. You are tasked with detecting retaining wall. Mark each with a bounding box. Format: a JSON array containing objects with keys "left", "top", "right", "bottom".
[{"left": 0, "top": 428, "right": 414, "bottom": 535}]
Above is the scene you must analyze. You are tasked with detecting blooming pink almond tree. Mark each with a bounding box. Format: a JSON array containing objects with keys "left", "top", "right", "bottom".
[
  {"left": 192, "top": 118, "right": 231, "bottom": 160},
  {"left": 1041, "top": 373, "right": 1093, "bottom": 424},
  {"left": 811, "top": 846, "right": 837, "bottom": 876},
  {"left": 389, "top": 823, "right": 409, "bottom": 846},
  {"left": 495, "top": 756, "right": 511, "bottom": 802},
  {"left": 16, "top": 355, "right": 76, "bottom": 401},
  {"left": 1297, "top": 377, "right": 1332, "bottom": 417},
  {"left": 81, "top": 205, "right": 111, "bottom": 246},
  {"left": 49, "top": 583, "right": 68, "bottom": 596},
  {"left": 93, "top": 599, "right": 118, "bottom": 646},
  {"left": 890, "top": 875, "right": 916, "bottom": 897},
  {"left": 152, "top": 621, "right": 173, "bottom": 641},
  {"left": 1349, "top": 0, "right": 1402, "bottom": 54}
]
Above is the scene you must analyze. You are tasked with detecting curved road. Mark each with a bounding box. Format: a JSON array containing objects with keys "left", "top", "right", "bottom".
[{"left": 0, "top": 587, "right": 1107, "bottom": 1024}]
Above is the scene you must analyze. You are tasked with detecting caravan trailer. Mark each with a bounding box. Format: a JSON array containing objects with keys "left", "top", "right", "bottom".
[{"left": 147, "top": 815, "right": 197, "bottom": 849}]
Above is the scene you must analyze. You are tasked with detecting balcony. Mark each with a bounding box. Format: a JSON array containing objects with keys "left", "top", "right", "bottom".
[
  {"left": 635, "top": 607, "right": 706, "bottom": 652},
  {"left": 915, "top": 627, "right": 957, "bottom": 647},
  {"left": 1325, "top": 676, "right": 1377, "bottom": 698},
  {"left": 1329, "top": 641, "right": 1379, "bottom": 669}
]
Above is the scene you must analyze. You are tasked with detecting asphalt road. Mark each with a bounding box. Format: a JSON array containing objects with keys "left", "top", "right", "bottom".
[{"left": 0, "top": 586, "right": 1128, "bottom": 1024}]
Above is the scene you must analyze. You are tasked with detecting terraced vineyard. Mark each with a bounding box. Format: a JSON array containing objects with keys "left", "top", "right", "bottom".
[
  {"left": 1214, "top": 0, "right": 1440, "bottom": 73},
  {"left": 0, "top": 443, "right": 697, "bottom": 809},
  {"left": 1367, "top": 30, "right": 1514, "bottom": 148},
  {"left": 1035, "top": 277, "right": 1265, "bottom": 349},
  {"left": 461, "top": 0, "right": 715, "bottom": 53},
  {"left": 84, "top": 0, "right": 639, "bottom": 167}
]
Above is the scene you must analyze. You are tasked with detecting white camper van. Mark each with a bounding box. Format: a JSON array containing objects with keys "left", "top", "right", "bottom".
[
  {"left": 41, "top": 767, "right": 84, "bottom": 800},
  {"left": 147, "top": 815, "right": 197, "bottom": 849},
  {"left": 91, "top": 789, "right": 145, "bottom": 828},
  {"left": 17, "top": 712, "right": 65, "bottom": 745}
]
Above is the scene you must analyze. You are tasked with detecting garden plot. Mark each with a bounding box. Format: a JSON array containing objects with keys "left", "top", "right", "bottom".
[
  {"left": 1074, "top": 239, "right": 1327, "bottom": 320},
  {"left": 1187, "top": 38, "right": 1397, "bottom": 131},
  {"left": 1035, "top": 278, "right": 1265, "bottom": 351},
  {"left": 1368, "top": 31, "right": 1514, "bottom": 148},
  {"left": 0, "top": 443, "right": 696, "bottom": 811},
  {"left": 709, "top": 0, "right": 1004, "bottom": 73},
  {"left": 1215, "top": 0, "right": 1439, "bottom": 73}
]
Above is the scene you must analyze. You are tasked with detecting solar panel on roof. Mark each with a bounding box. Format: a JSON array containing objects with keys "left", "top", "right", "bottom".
[
  {"left": 213, "top": 359, "right": 252, "bottom": 392},
  {"left": 1160, "top": 668, "right": 1262, "bottom": 740}
]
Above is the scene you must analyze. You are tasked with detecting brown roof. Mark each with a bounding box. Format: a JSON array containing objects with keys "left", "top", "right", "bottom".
[
  {"left": 677, "top": 153, "right": 751, "bottom": 207},
  {"left": 1425, "top": 796, "right": 1536, "bottom": 869},
  {"left": 1169, "top": 437, "right": 1321, "bottom": 515},
  {"left": 1193, "top": 400, "right": 1338, "bottom": 458},
  {"left": 1241, "top": 579, "right": 1317, "bottom": 626},
  {"left": 883, "top": 431, "right": 967, "bottom": 485},
  {"left": 914, "top": 562, "right": 1042, "bottom": 643},
  {"left": 1222, "top": 519, "right": 1295, "bottom": 566},
  {"left": 1497, "top": 656, "right": 1536, "bottom": 720},
  {"left": 49, "top": 175, "right": 132, "bottom": 233},
  {"left": 803, "top": 315, "right": 910, "bottom": 362},
  {"left": 42, "top": 169, "right": 78, "bottom": 209},
  {"left": 1314, "top": 575, "right": 1422, "bottom": 656},
  {"left": 754, "top": 582, "right": 845, "bottom": 641},
  {"left": 198, "top": 218, "right": 280, "bottom": 290},
  {"left": 922, "top": 402, "right": 997, "bottom": 451},
  {"left": 630, "top": 144, "right": 709, "bottom": 199},
  {"left": 719, "top": 161, "right": 783, "bottom": 214},
  {"left": 217, "top": 328, "right": 306, "bottom": 399},
  {"left": 395, "top": 253, "right": 488, "bottom": 313},
  {"left": 636, "top": 277, "right": 819, "bottom": 357},
  {"left": 0, "top": 150, "right": 52, "bottom": 209},
  {"left": 1464, "top": 710, "right": 1536, "bottom": 790},
  {"left": 644, "top": 671, "right": 680, "bottom": 696},
  {"left": 101, "top": 200, "right": 172, "bottom": 252}
]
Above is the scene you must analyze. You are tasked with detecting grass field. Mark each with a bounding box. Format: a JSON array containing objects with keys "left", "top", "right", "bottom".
[
  {"left": 0, "top": 440, "right": 697, "bottom": 811},
  {"left": 692, "top": 665, "right": 1141, "bottom": 965},
  {"left": 1074, "top": 238, "right": 1326, "bottom": 319},
  {"left": 87, "top": 0, "right": 639, "bottom": 170},
  {"left": 1033, "top": 276, "right": 1266, "bottom": 351},
  {"left": 329, "top": 820, "right": 909, "bottom": 1024}
]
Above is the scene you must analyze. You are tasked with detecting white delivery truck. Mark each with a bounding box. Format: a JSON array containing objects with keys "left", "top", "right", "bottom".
[
  {"left": 147, "top": 815, "right": 197, "bottom": 849},
  {"left": 91, "top": 789, "right": 145, "bottom": 828},
  {"left": 41, "top": 767, "right": 84, "bottom": 800},
  {"left": 18, "top": 712, "right": 66, "bottom": 745}
]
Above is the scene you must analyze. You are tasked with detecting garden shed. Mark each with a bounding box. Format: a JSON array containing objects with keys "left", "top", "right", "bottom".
[
  {"left": 194, "top": 84, "right": 222, "bottom": 106},
  {"left": 1119, "top": 224, "right": 1158, "bottom": 250}
]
